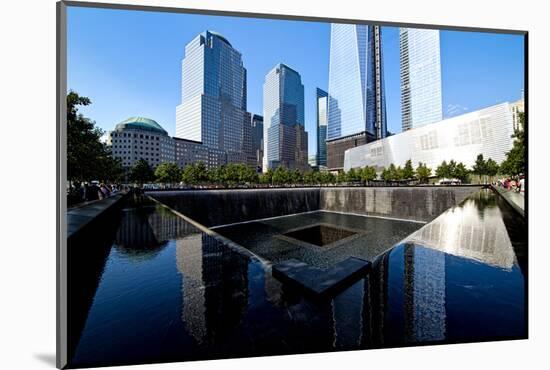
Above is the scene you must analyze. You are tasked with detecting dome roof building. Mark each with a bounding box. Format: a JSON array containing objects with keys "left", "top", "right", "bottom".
[
  {"left": 114, "top": 117, "right": 168, "bottom": 135},
  {"left": 107, "top": 117, "right": 175, "bottom": 172}
]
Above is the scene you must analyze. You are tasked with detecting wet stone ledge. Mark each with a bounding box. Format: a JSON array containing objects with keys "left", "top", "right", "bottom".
[
  {"left": 272, "top": 257, "right": 372, "bottom": 299},
  {"left": 67, "top": 193, "right": 127, "bottom": 239}
]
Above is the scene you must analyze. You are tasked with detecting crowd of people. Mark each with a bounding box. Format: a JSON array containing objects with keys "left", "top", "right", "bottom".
[
  {"left": 67, "top": 181, "right": 126, "bottom": 206},
  {"left": 497, "top": 176, "right": 525, "bottom": 195}
]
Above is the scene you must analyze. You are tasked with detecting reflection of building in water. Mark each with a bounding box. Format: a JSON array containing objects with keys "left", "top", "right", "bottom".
[
  {"left": 202, "top": 234, "right": 249, "bottom": 341},
  {"left": 176, "top": 233, "right": 249, "bottom": 344},
  {"left": 403, "top": 244, "right": 446, "bottom": 342},
  {"left": 404, "top": 193, "right": 515, "bottom": 269},
  {"left": 368, "top": 244, "right": 446, "bottom": 346},
  {"left": 147, "top": 208, "right": 196, "bottom": 242},
  {"left": 332, "top": 279, "right": 364, "bottom": 348},
  {"left": 176, "top": 235, "right": 207, "bottom": 344},
  {"left": 114, "top": 208, "right": 165, "bottom": 253},
  {"left": 115, "top": 207, "right": 195, "bottom": 250},
  {"left": 367, "top": 253, "right": 389, "bottom": 347}
]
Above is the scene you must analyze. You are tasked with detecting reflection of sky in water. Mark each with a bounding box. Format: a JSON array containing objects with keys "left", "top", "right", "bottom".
[{"left": 68, "top": 190, "right": 526, "bottom": 367}]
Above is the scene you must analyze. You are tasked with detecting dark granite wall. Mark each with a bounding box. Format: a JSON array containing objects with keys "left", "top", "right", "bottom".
[
  {"left": 321, "top": 187, "right": 481, "bottom": 222},
  {"left": 148, "top": 188, "right": 320, "bottom": 227},
  {"left": 148, "top": 186, "right": 482, "bottom": 226}
]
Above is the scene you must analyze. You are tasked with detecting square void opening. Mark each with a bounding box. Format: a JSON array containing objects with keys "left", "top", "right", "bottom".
[{"left": 283, "top": 225, "right": 357, "bottom": 247}]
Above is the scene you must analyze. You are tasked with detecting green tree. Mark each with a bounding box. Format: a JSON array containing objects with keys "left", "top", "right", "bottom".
[
  {"left": 500, "top": 112, "right": 525, "bottom": 176},
  {"left": 402, "top": 159, "right": 415, "bottom": 180},
  {"left": 337, "top": 171, "right": 347, "bottom": 183},
  {"left": 394, "top": 165, "right": 404, "bottom": 181},
  {"left": 222, "top": 163, "right": 240, "bottom": 185},
  {"left": 259, "top": 168, "right": 274, "bottom": 185},
  {"left": 289, "top": 169, "right": 303, "bottom": 184},
  {"left": 453, "top": 162, "right": 470, "bottom": 183},
  {"left": 240, "top": 165, "right": 259, "bottom": 184},
  {"left": 155, "top": 162, "right": 182, "bottom": 185},
  {"left": 100, "top": 155, "right": 125, "bottom": 183},
  {"left": 472, "top": 154, "right": 487, "bottom": 183},
  {"left": 272, "top": 166, "right": 289, "bottom": 185},
  {"left": 319, "top": 171, "right": 335, "bottom": 184},
  {"left": 303, "top": 171, "right": 315, "bottom": 184},
  {"left": 67, "top": 91, "right": 111, "bottom": 182},
  {"left": 415, "top": 162, "right": 432, "bottom": 184},
  {"left": 346, "top": 168, "right": 361, "bottom": 182},
  {"left": 485, "top": 158, "right": 499, "bottom": 182},
  {"left": 181, "top": 162, "right": 207, "bottom": 184},
  {"left": 360, "top": 166, "right": 377, "bottom": 184},
  {"left": 385, "top": 163, "right": 401, "bottom": 181},
  {"left": 207, "top": 166, "right": 223, "bottom": 184},
  {"left": 381, "top": 167, "right": 392, "bottom": 182},
  {"left": 436, "top": 160, "right": 450, "bottom": 179},
  {"left": 130, "top": 159, "right": 154, "bottom": 185}
]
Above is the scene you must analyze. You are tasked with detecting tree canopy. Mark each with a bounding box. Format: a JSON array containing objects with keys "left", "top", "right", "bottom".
[
  {"left": 415, "top": 162, "right": 432, "bottom": 183},
  {"left": 155, "top": 162, "right": 182, "bottom": 184},
  {"left": 500, "top": 112, "right": 525, "bottom": 176},
  {"left": 67, "top": 91, "right": 123, "bottom": 182},
  {"left": 130, "top": 159, "right": 154, "bottom": 184}
]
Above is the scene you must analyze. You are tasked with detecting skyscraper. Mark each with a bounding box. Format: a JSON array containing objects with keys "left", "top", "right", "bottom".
[
  {"left": 175, "top": 31, "right": 248, "bottom": 166},
  {"left": 263, "top": 63, "right": 308, "bottom": 172},
  {"left": 249, "top": 114, "right": 264, "bottom": 171},
  {"left": 400, "top": 28, "right": 443, "bottom": 131},
  {"left": 316, "top": 88, "right": 328, "bottom": 167},
  {"left": 327, "top": 24, "right": 387, "bottom": 170}
]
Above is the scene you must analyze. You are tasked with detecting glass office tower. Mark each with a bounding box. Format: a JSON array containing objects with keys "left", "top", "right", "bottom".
[
  {"left": 316, "top": 88, "right": 328, "bottom": 167},
  {"left": 175, "top": 31, "right": 248, "bottom": 164},
  {"left": 327, "top": 23, "right": 387, "bottom": 141},
  {"left": 400, "top": 28, "right": 443, "bottom": 131},
  {"left": 263, "top": 63, "right": 307, "bottom": 171}
]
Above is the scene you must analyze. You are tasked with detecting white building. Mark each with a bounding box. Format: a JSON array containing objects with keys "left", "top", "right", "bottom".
[
  {"left": 344, "top": 102, "right": 514, "bottom": 172},
  {"left": 108, "top": 117, "right": 175, "bottom": 169}
]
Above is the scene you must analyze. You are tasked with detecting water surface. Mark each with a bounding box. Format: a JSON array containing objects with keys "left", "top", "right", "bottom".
[{"left": 67, "top": 190, "right": 526, "bottom": 368}]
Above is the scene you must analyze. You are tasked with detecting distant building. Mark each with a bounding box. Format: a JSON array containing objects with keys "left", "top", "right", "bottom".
[
  {"left": 327, "top": 131, "right": 374, "bottom": 171},
  {"left": 344, "top": 102, "right": 515, "bottom": 172},
  {"left": 173, "top": 137, "right": 226, "bottom": 170},
  {"left": 175, "top": 31, "right": 249, "bottom": 167},
  {"left": 108, "top": 116, "right": 175, "bottom": 169},
  {"left": 316, "top": 88, "right": 328, "bottom": 167},
  {"left": 327, "top": 24, "right": 387, "bottom": 170},
  {"left": 308, "top": 154, "right": 318, "bottom": 169},
  {"left": 249, "top": 114, "right": 264, "bottom": 171},
  {"left": 510, "top": 98, "right": 525, "bottom": 132},
  {"left": 263, "top": 63, "right": 308, "bottom": 172},
  {"left": 400, "top": 28, "right": 443, "bottom": 131}
]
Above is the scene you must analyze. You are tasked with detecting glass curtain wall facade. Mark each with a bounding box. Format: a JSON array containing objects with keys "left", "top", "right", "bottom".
[
  {"left": 175, "top": 31, "right": 248, "bottom": 165},
  {"left": 400, "top": 28, "right": 443, "bottom": 131},
  {"left": 327, "top": 24, "right": 387, "bottom": 141},
  {"left": 316, "top": 88, "right": 328, "bottom": 167},
  {"left": 367, "top": 25, "right": 387, "bottom": 140},
  {"left": 263, "top": 63, "right": 307, "bottom": 171}
]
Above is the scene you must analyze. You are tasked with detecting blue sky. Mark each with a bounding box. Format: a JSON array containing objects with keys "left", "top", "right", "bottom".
[{"left": 67, "top": 6, "right": 524, "bottom": 155}]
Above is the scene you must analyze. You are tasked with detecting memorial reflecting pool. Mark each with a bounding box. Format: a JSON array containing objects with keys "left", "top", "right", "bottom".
[{"left": 67, "top": 189, "right": 526, "bottom": 368}]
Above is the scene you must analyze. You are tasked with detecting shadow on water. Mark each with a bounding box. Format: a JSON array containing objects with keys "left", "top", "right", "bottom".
[{"left": 66, "top": 188, "right": 527, "bottom": 368}]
